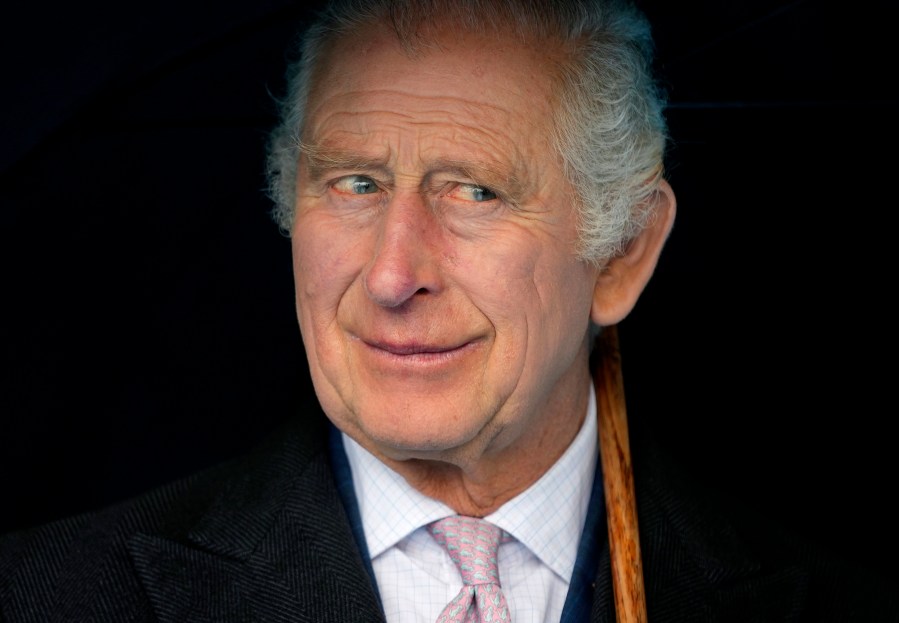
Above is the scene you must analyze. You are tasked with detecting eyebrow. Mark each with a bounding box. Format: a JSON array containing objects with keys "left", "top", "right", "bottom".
[
  {"left": 300, "top": 143, "right": 527, "bottom": 203},
  {"left": 300, "top": 142, "right": 391, "bottom": 182},
  {"left": 425, "top": 158, "right": 526, "bottom": 203}
]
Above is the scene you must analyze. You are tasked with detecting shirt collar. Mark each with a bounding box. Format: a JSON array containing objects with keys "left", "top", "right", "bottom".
[
  {"left": 343, "top": 432, "right": 454, "bottom": 560},
  {"left": 342, "top": 382, "right": 598, "bottom": 581},
  {"left": 486, "top": 384, "right": 598, "bottom": 580}
]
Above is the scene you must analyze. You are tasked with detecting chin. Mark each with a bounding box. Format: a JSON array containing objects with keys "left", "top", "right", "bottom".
[{"left": 354, "top": 404, "right": 495, "bottom": 460}]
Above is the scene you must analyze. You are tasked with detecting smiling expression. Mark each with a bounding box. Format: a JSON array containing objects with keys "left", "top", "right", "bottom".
[{"left": 291, "top": 27, "right": 600, "bottom": 466}]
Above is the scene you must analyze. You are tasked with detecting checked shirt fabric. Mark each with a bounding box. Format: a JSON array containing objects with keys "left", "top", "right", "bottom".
[{"left": 427, "top": 515, "right": 512, "bottom": 622}]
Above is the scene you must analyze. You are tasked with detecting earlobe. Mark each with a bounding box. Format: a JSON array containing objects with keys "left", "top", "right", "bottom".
[{"left": 590, "top": 179, "right": 677, "bottom": 326}]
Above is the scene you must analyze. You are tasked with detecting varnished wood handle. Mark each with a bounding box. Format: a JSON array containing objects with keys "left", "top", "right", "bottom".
[{"left": 594, "top": 324, "right": 647, "bottom": 622}]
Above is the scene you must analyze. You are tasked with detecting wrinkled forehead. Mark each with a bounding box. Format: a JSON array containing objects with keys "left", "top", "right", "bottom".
[{"left": 303, "top": 23, "right": 565, "bottom": 138}]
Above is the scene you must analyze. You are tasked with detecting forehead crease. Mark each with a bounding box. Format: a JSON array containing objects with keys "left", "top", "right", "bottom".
[
  {"left": 310, "top": 89, "right": 520, "bottom": 132},
  {"left": 309, "top": 111, "right": 530, "bottom": 166}
]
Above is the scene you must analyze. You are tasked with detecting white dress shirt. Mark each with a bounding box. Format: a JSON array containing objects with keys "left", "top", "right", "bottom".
[{"left": 342, "top": 383, "right": 598, "bottom": 623}]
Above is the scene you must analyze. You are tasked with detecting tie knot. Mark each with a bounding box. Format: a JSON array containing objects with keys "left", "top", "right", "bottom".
[{"left": 427, "top": 516, "right": 503, "bottom": 586}]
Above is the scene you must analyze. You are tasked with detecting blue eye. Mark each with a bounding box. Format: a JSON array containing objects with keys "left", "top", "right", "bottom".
[
  {"left": 460, "top": 184, "right": 497, "bottom": 202},
  {"left": 334, "top": 175, "right": 378, "bottom": 194}
]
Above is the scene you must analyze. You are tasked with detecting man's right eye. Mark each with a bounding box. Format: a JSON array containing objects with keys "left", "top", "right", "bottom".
[{"left": 333, "top": 175, "right": 378, "bottom": 195}]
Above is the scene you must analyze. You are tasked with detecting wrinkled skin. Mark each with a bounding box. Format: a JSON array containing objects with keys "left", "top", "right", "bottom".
[{"left": 291, "top": 27, "right": 675, "bottom": 514}]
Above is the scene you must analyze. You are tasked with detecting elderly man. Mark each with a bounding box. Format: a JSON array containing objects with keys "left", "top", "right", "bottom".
[
  {"left": 1, "top": 0, "right": 896, "bottom": 621},
  {"left": 264, "top": 0, "right": 675, "bottom": 620}
]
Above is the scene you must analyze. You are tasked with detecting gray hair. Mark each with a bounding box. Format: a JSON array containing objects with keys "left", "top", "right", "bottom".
[{"left": 265, "top": 0, "right": 668, "bottom": 266}]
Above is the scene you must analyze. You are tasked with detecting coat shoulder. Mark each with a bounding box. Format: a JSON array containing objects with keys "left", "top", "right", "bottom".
[{"left": 0, "top": 415, "right": 329, "bottom": 623}]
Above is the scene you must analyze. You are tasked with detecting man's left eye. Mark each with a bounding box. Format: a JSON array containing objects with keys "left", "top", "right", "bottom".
[
  {"left": 333, "top": 175, "right": 378, "bottom": 195},
  {"left": 457, "top": 184, "right": 497, "bottom": 202}
]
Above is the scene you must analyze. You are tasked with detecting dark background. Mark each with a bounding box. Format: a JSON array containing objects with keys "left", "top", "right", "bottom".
[{"left": 2, "top": 0, "right": 896, "bottom": 585}]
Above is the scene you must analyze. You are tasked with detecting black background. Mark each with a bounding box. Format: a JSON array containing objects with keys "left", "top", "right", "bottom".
[{"left": 2, "top": 0, "right": 897, "bottom": 585}]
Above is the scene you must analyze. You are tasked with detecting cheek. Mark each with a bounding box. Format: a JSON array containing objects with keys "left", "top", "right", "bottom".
[
  {"left": 468, "top": 234, "right": 592, "bottom": 354},
  {"left": 292, "top": 218, "right": 362, "bottom": 312},
  {"left": 533, "top": 254, "right": 595, "bottom": 351},
  {"left": 450, "top": 237, "right": 550, "bottom": 379},
  {"left": 452, "top": 231, "right": 572, "bottom": 316}
]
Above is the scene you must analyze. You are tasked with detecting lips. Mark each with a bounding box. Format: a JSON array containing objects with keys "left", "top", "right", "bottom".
[
  {"left": 349, "top": 332, "right": 486, "bottom": 369},
  {"left": 362, "top": 338, "right": 470, "bottom": 356},
  {"left": 363, "top": 340, "right": 465, "bottom": 355}
]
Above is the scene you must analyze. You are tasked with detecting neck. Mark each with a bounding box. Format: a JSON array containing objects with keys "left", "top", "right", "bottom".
[{"left": 375, "top": 368, "right": 592, "bottom": 516}]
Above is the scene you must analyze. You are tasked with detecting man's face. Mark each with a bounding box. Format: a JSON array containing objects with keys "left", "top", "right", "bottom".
[{"left": 291, "top": 28, "right": 600, "bottom": 465}]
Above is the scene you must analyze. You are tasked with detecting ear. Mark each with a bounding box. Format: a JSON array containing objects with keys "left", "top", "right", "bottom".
[{"left": 590, "top": 179, "right": 676, "bottom": 326}]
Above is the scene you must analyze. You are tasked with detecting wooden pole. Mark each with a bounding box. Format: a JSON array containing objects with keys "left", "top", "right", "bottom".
[{"left": 594, "top": 324, "right": 647, "bottom": 622}]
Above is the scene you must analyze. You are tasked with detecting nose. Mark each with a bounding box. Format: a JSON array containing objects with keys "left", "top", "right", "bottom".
[{"left": 363, "top": 192, "right": 444, "bottom": 308}]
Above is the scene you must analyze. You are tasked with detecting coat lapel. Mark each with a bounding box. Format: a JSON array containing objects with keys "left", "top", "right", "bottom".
[
  {"left": 126, "top": 407, "right": 813, "bottom": 622},
  {"left": 128, "top": 416, "right": 385, "bottom": 622}
]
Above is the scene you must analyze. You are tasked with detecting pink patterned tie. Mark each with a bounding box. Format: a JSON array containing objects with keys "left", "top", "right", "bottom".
[{"left": 427, "top": 515, "right": 512, "bottom": 623}]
